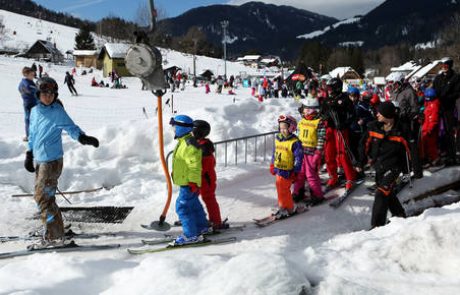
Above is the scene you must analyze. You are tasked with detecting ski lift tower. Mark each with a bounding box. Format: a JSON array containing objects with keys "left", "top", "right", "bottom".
[{"left": 125, "top": 0, "right": 171, "bottom": 231}]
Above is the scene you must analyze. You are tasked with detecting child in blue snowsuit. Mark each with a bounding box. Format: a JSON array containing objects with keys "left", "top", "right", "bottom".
[
  {"left": 170, "top": 115, "right": 209, "bottom": 245},
  {"left": 18, "top": 67, "right": 38, "bottom": 141}
]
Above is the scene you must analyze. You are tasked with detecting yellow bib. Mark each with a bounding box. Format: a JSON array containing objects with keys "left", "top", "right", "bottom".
[
  {"left": 298, "top": 118, "right": 320, "bottom": 148},
  {"left": 274, "top": 136, "right": 298, "bottom": 170}
]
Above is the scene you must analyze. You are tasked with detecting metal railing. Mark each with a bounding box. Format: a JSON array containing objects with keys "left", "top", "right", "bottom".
[{"left": 166, "top": 131, "right": 277, "bottom": 168}]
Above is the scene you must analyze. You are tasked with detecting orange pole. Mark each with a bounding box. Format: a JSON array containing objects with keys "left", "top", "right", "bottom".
[{"left": 156, "top": 93, "right": 173, "bottom": 224}]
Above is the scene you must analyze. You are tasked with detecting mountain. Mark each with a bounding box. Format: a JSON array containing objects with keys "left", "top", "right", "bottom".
[
  {"left": 158, "top": 1, "right": 337, "bottom": 59},
  {"left": 305, "top": 0, "right": 460, "bottom": 48}
]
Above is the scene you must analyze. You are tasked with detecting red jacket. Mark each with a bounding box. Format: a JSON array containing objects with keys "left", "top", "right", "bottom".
[
  {"left": 197, "top": 138, "right": 216, "bottom": 187},
  {"left": 422, "top": 98, "right": 440, "bottom": 134}
]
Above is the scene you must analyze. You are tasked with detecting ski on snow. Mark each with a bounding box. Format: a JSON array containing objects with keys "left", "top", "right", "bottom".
[
  {"left": 0, "top": 229, "right": 116, "bottom": 243},
  {"left": 253, "top": 205, "right": 310, "bottom": 227},
  {"left": 329, "top": 179, "right": 365, "bottom": 208},
  {"left": 0, "top": 241, "right": 120, "bottom": 260},
  {"left": 128, "top": 237, "right": 237, "bottom": 255}
]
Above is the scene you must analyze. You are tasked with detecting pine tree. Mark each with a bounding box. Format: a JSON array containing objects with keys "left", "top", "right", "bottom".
[{"left": 74, "top": 25, "right": 96, "bottom": 50}]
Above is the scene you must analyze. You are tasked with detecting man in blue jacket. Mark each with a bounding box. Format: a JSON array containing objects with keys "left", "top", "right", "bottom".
[
  {"left": 18, "top": 67, "right": 38, "bottom": 141},
  {"left": 24, "top": 77, "right": 99, "bottom": 247}
]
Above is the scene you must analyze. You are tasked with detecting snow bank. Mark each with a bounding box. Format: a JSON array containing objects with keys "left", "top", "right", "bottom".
[
  {"left": 104, "top": 251, "right": 308, "bottom": 295},
  {"left": 303, "top": 203, "right": 460, "bottom": 294}
]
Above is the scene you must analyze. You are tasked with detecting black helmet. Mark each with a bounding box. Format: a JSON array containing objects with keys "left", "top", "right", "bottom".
[
  {"left": 192, "top": 120, "right": 211, "bottom": 139},
  {"left": 326, "top": 78, "right": 343, "bottom": 95},
  {"left": 37, "top": 77, "right": 59, "bottom": 99},
  {"left": 441, "top": 57, "right": 453, "bottom": 68}
]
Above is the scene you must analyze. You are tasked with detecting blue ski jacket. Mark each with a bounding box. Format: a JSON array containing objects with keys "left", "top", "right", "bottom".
[
  {"left": 18, "top": 78, "right": 38, "bottom": 108},
  {"left": 28, "top": 100, "right": 83, "bottom": 163}
]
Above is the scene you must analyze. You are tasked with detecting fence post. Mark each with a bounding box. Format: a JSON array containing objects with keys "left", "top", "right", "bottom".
[
  {"left": 235, "top": 140, "right": 238, "bottom": 165},
  {"left": 245, "top": 139, "right": 248, "bottom": 164},
  {"left": 225, "top": 142, "right": 228, "bottom": 167},
  {"left": 254, "top": 137, "right": 257, "bottom": 162}
]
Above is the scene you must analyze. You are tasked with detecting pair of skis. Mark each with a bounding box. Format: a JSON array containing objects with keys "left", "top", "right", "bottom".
[
  {"left": 129, "top": 221, "right": 242, "bottom": 254},
  {"left": 0, "top": 240, "right": 121, "bottom": 260},
  {"left": 329, "top": 179, "right": 365, "bottom": 208},
  {"left": 128, "top": 236, "right": 237, "bottom": 254}
]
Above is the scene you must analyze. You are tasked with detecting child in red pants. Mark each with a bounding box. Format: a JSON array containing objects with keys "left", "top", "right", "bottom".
[
  {"left": 270, "top": 115, "right": 304, "bottom": 218},
  {"left": 421, "top": 88, "right": 441, "bottom": 167},
  {"left": 192, "top": 120, "right": 226, "bottom": 230}
]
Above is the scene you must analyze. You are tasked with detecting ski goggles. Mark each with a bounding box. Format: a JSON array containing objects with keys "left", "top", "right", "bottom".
[{"left": 169, "top": 117, "right": 193, "bottom": 127}]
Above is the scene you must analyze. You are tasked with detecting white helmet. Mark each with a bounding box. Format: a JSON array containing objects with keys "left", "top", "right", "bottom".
[{"left": 302, "top": 98, "right": 320, "bottom": 109}]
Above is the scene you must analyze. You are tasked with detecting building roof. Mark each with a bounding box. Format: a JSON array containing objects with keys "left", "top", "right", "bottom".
[
  {"left": 390, "top": 60, "right": 419, "bottom": 72},
  {"left": 26, "top": 40, "right": 63, "bottom": 56},
  {"left": 411, "top": 60, "right": 442, "bottom": 79},
  {"left": 102, "top": 43, "right": 131, "bottom": 59},
  {"left": 329, "top": 67, "right": 359, "bottom": 79},
  {"left": 73, "top": 50, "right": 98, "bottom": 56},
  {"left": 260, "top": 58, "right": 277, "bottom": 64},
  {"left": 239, "top": 55, "right": 261, "bottom": 61}
]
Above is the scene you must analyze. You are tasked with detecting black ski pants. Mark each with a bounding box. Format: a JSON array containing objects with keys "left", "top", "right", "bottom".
[
  {"left": 400, "top": 119, "right": 423, "bottom": 178},
  {"left": 371, "top": 168, "right": 406, "bottom": 228}
]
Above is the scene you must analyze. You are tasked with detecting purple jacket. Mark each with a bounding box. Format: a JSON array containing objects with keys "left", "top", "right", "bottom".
[{"left": 271, "top": 133, "right": 303, "bottom": 179}]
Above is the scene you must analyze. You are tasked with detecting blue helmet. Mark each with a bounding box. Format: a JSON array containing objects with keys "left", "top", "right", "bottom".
[
  {"left": 348, "top": 86, "right": 360, "bottom": 96},
  {"left": 170, "top": 115, "right": 194, "bottom": 138},
  {"left": 424, "top": 88, "right": 436, "bottom": 101}
]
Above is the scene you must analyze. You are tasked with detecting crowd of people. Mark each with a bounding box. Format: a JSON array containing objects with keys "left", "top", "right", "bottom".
[
  {"left": 268, "top": 56, "right": 460, "bottom": 229},
  {"left": 17, "top": 56, "right": 460, "bottom": 247}
]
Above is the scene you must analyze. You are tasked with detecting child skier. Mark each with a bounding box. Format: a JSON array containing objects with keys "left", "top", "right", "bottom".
[
  {"left": 24, "top": 77, "right": 99, "bottom": 247},
  {"left": 421, "top": 88, "right": 441, "bottom": 167},
  {"left": 169, "top": 115, "right": 209, "bottom": 245},
  {"left": 192, "top": 120, "right": 226, "bottom": 230},
  {"left": 270, "top": 115, "right": 304, "bottom": 217},
  {"left": 321, "top": 78, "right": 357, "bottom": 192},
  {"left": 18, "top": 66, "right": 38, "bottom": 142},
  {"left": 293, "top": 98, "right": 326, "bottom": 205}
]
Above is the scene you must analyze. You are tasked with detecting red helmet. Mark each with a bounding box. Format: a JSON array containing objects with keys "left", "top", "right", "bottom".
[{"left": 278, "top": 114, "right": 297, "bottom": 133}]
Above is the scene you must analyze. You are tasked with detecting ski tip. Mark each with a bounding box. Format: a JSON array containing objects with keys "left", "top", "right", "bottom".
[{"left": 141, "top": 221, "right": 171, "bottom": 231}]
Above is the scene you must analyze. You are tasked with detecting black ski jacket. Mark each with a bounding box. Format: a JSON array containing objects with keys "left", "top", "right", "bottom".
[
  {"left": 360, "top": 120, "right": 410, "bottom": 174},
  {"left": 321, "top": 92, "right": 355, "bottom": 130},
  {"left": 433, "top": 69, "right": 460, "bottom": 109}
]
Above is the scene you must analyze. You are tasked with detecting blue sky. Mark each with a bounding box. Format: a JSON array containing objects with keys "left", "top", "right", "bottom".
[{"left": 33, "top": 0, "right": 384, "bottom": 22}]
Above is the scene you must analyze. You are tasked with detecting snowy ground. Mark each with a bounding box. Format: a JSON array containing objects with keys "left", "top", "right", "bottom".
[{"left": 0, "top": 53, "right": 459, "bottom": 295}]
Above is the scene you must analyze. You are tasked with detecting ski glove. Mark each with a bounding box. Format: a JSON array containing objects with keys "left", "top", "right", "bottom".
[
  {"left": 270, "top": 164, "right": 275, "bottom": 175},
  {"left": 289, "top": 172, "right": 298, "bottom": 183},
  {"left": 312, "top": 151, "right": 322, "bottom": 169},
  {"left": 24, "top": 151, "right": 35, "bottom": 173},
  {"left": 78, "top": 134, "right": 99, "bottom": 147},
  {"left": 189, "top": 182, "right": 200, "bottom": 194}
]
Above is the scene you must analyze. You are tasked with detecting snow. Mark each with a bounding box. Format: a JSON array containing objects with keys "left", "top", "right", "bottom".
[
  {"left": 0, "top": 10, "right": 104, "bottom": 53},
  {"left": 103, "top": 43, "right": 132, "bottom": 59},
  {"left": 410, "top": 60, "right": 442, "bottom": 80},
  {"left": 73, "top": 50, "right": 98, "bottom": 56},
  {"left": 297, "top": 17, "right": 361, "bottom": 40},
  {"left": 0, "top": 13, "right": 460, "bottom": 295},
  {"left": 391, "top": 60, "right": 419, "bottom": 72}
]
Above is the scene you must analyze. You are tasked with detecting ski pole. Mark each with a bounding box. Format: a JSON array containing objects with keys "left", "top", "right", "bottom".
[
  {"left": 405, "top": 152, "right": 413, "bottom": 188},
  {"left": 330, "top": 110, "right": 358, "bottom": 166},
  {"left": 56, "top": 187, "right": 72, "bottom": 205}
]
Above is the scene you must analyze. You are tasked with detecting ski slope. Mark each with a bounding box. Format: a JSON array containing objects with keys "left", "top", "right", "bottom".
[
  {"left": 0, "top": 11, "right": 459, "bottom": 295},
  {"left": 0, "top": 52, "right": 459, "bottom": 294}
]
